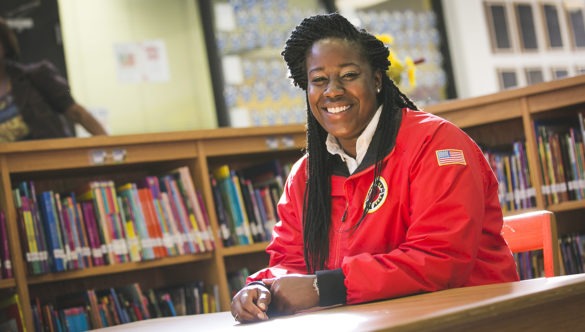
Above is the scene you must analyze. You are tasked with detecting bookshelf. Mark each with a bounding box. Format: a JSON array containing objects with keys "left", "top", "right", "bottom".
[
  {"left": 0, "top": 126, "right": 305, "bottom": 330},
  {"left": 0, "top": 75, "right": 584, "bottom": 330}
]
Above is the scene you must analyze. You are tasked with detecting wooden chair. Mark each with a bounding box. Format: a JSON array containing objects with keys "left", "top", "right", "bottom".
[{"left": 501, "top": 210, "right": 561, "bottom": 277}]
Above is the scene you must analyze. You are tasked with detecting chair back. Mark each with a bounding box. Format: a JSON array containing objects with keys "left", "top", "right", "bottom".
[{"left": 501, "top": 210, "right": 561, "bottom": 277}]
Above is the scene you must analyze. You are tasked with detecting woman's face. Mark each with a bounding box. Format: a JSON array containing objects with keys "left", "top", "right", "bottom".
[{"left": 306, "top": 38, "right": 381, "bottom": 155}]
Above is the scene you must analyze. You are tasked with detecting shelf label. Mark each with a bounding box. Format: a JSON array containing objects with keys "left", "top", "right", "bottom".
[
  {"left": 111, "top": 148, "right": 127, "bottom": 163},
  {"left": 89, "top": 149, "right": 107, "bottom": 165},
  {"left": 266, "top": 137, "right": 279, "bottom": 150},
  {"left": 281, "top": 135, "right": 295, "bottom": 148}
]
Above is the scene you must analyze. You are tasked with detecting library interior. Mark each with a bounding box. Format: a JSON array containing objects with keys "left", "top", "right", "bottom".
[{"left": 1, "top": 0, "right": 585, "bottom": 331}]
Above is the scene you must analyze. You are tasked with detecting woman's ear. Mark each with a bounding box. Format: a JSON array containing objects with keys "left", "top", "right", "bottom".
[{"left": 375, "top": 70, "right": 383, "bottom": 92}]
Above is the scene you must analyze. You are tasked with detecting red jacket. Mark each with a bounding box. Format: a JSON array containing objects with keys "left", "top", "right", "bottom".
[{"left": 248, "top": 108, "right": 519, "bottom": 304}]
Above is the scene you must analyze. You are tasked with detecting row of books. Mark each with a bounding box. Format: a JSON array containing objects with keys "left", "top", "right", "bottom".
[
  {"left": 31, "top": 281, "right": 219, "bottom": 331},
  {"left": 13, "top": 166, "right": 214, "bottom": 275},
  {"left": 211, "top": 160, "right": 291, "bottom": 247},
  {"left": 0, "top": 211, "right": 13, "bottom": 279},
  {"left": 535, "top": 112, "right": 585, "bottom": 205},
  {"left": 514, "top": 232, "right": 585, "bottom": 280},
  {"left": 559, "top": 233, "right": 585, "bottom": 276},
  {"left": 485, "top": 141, "right": 537, "bottom": 212},
  {"left": 513, "top": 250, "right": 545, "bottom": 280}
]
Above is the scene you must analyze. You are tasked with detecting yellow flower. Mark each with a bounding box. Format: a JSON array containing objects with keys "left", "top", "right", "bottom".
[{"left": 376, "top": 34, "right": 417, "bottom": 88}]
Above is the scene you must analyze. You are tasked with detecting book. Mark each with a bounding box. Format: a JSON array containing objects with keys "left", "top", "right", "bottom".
[
  {"left": 159, "top": 176, "right": 199, "bottom": 253},
  {"left": 0, "top": 211, "right": 12, "bottom": 278},
  {"left": 117, "top": 283, "right": 150, "bottom": 321},
  {"left": 0, "top": 294, "right": 25, "bottom": 332},
  {"left": 80, "top": 202, "right": 105, "bottom": 267},
  {"left": 210, "top": 177, "right": 235, "bottom": 247},
  {"left": 118, "top": 183, "right": 156, "bottom": 260},
  {"left": 27, "top": 182, "right": 50, "bottom": 274},
  {"left": 213, "top": 165, "right": 250, "bottom": 245},
  {"left": 241, "top": 178, "right": 266, "bottom": 242},
  {"left": 145, "top": 176, "right": 179, "bottom": 256},
  {"left": 231, "top": 171, "right": 254, "bottom": 244},
  {"left": 38, "top": 191, "right": 67, "bottom": 272},
  {"left": 137, "top": 188, "right": 167, "bottom": 258},
  {"left": 116, "top": 196, "right": 142, "bottom": 262},
  {"left": 13, "top": 193, "right": 42, "bottom": 275},
  {"left": 172, "top": 167, "right": 215, "bottom": 251},
  {"left": 54, "top": 192, "right": 78, "bottom": 270},
  {"left": 85, "top": 289, "right": 102, "bottom": 329},
  {"left": 101, "top": 181, "right": 130, "bottom": 263},
  {"left": 61, "top": 306, "right": 90, "bottom": 332},
  {"left": 79, "top": 182, "right": 115, "bottom": 265},
  {"left": 259, "top": 187, "right": 278, "bottom": 236},
  {"left": 67, "top": 194, "right": 93, "bottom": 268},
  {"left": 159, "top": 192, "right": 185, "bottom": 255},
  {"left": 145, "top": 289, "right": 162, "bottom": 318}
]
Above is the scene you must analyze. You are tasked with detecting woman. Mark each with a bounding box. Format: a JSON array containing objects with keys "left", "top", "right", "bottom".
[
  {"left": 231, "top": 13, "right": 518, "bottom": 323},
  {"left": 0, "top": 17, "right": 107, "bottom": 141}
]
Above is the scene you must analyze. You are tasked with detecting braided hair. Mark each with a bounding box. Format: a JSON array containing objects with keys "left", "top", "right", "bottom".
[{"left": 282, "top": 13, "right": 418, "bottom": 273}]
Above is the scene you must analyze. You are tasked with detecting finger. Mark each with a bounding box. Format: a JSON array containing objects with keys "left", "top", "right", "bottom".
[{"left": 254, "top": 288, "right": 271, "bottom": 320}]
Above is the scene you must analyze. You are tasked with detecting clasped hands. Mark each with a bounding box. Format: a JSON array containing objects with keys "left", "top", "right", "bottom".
[{"left": 231, "top": 274, "right": 319, "bottom": 323}]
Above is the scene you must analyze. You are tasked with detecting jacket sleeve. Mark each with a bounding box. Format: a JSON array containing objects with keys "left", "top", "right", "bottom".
[
  {"left": 246, "top": 158, "right": 308, "bottom": 283},
  {"left": 26, "top": 61, "right": 75, "bottom": 113},
  {"left": 342, "top": 121, "right": 505, "bottom": 304}
]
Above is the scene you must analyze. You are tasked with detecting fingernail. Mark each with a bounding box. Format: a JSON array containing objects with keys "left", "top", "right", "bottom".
[
  {"left": 258, "top": 312, "right": 267, "bottom": 320},
  {"left": 259, "top": 303, "right": 266, "bottom": 310}
]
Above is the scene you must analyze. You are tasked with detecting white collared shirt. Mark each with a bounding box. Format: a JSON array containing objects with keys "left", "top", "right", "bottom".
[{"left": 325, "top": 105, "right": 382, "bottom": 174}]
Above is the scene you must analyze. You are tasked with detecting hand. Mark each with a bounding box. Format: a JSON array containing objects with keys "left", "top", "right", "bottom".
[
  {"left": 263, "top": 274, "right": 319, "bottom": 315},
  {"left": 231, "top": 283, "right": 271, "bottom": 323}
]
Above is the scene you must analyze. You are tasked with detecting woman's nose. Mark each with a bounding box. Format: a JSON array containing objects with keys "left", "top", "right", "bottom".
[{"left": 324, "top": 80, "right": 344, "bottom": 97}]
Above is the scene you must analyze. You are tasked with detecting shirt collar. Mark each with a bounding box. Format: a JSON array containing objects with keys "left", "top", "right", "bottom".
[{"left": 326, "top": 105, "right": 383, "bottom": 174}]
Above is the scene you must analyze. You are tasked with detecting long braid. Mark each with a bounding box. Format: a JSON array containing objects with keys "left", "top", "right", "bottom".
[{"left": 282, "top": 13, "right": 418, "bottom": 272}]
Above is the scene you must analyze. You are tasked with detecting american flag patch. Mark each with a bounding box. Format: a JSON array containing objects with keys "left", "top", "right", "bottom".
[{"left": 436, "top": 149, "right": 466, "bottom": 166}]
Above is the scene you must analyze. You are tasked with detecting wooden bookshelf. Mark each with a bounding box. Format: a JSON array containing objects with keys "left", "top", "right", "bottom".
[{"left": 0, "top": 75, "right": 585, "bottom": 330}]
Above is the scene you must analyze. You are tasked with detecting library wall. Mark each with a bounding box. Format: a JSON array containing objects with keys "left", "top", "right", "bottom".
[{"left": 57, "top": 0, "right": 218, "bottom": 135}]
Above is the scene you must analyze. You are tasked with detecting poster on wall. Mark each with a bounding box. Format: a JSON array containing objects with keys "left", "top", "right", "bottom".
[{"left": 114, "top": 40, "right": 170, "bottom": 83}]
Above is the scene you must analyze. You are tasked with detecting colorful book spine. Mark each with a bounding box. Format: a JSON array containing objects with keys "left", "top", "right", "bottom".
[
  {"left": 160, "top": 176, "right": 197, "bottom": 253},
  {"left": 79, "top": 182, "right": 115, "bottom": 265},
  {"left": 137, "top": 188, "right": 167, "bottom": 258},
  {"left": 38, "top": 191, "right": 66, "bottom": 272},
  {"left": 16, "top": 194, "right": 42, "bottom": 275},
  {"left": 118, "top": 184, "right": 156, "bottom": 260},
  {"left": 117, "top": 196, "right": 142, "bottom": 262},
  {"left": 159, "top": 192, "right": 185, "bottom": 255},
  {"left": 213, "top": 165, "right": 249, "bottom": 245},
  {"left": 54, "top": 192, "right": 78, "bottom": 270},
  {"left": 69, "top": 194, "right": 93, "bottom": 268},
  {"left": 102, "top": 181, "right": 130, "bottom": 263},
  {"left": 80, "top": 202, "right": 105, "bottom": 267},
  {"left": 210, "top": 177, "right": 235, "bottom": 247},
  {"left": 143, "top": 176, "right": 177, "bottom": 256},
  {"left": 27, "top": 181, "right": 50, "bottom": 273},
  {"left": 174, "top": 167, "right": 215, "bottom": 251},
  {"left": 231, "top": 171, "right": 254, "bottom": 244}
]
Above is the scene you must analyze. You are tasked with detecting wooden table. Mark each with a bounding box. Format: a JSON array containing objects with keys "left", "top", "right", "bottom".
[{"left": 95, "top": 273, "right": 585, "bottom": 331}]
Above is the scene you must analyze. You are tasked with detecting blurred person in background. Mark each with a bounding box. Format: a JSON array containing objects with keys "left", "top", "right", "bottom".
[{"left": 0, "top": 17, "right": 106, "bottom": 142}]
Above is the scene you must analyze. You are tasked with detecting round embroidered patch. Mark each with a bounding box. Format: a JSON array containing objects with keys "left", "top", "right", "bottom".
[{"left": 363, "top": 177, "right": 388, "bottom": 213}]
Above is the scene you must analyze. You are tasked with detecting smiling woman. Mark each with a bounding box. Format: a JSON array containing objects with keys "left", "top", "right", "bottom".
[{"left": 230, "top": 13, "right": 519, "bottom": 324}]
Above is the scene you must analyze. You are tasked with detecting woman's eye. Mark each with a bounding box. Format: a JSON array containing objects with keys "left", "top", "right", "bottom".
[
  {"left": 310, "top": 77, "right": 327, "bottom": 85},
  {"left": 342, "top": 72, "right": 358, "bottom": 79}
]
